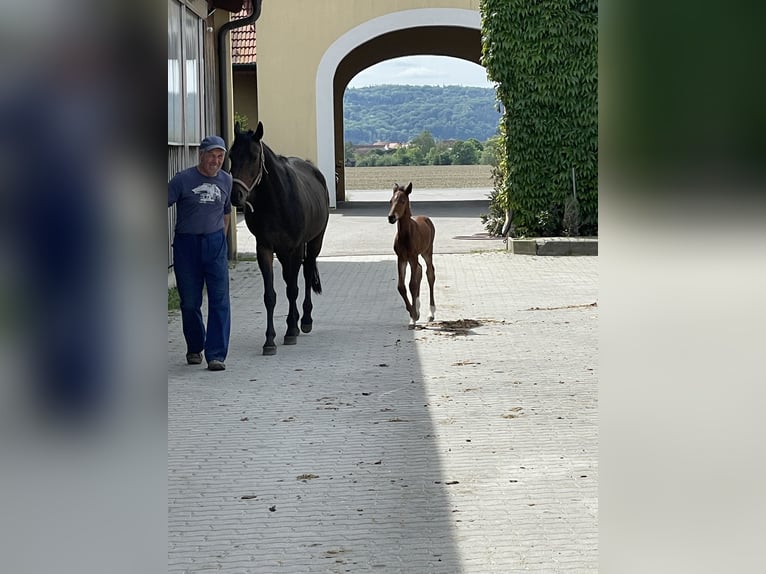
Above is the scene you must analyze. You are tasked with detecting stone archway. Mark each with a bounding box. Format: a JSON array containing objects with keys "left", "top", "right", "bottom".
[{"left": 315, "top": 8, "right": 481, "bottom": 206}]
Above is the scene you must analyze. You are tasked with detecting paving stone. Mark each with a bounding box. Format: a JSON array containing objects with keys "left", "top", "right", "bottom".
[{"left": 170, "top": 203, "right": 598, "bottom": 572}]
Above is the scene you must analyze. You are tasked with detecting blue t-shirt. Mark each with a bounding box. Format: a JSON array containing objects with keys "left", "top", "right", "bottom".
[{"left": 168, "top": 166, "right": 232, "bottom": 234}]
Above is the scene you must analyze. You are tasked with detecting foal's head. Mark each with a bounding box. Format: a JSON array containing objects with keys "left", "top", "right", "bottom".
[
  {"left": 388, "top": 182, "right": 413, "bottom": 224},
  {"left": 229, "top": 120, "right": 266, "bottom": 212}
]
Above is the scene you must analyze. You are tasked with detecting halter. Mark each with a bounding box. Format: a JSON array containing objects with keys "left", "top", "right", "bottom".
[{"left": 231, "top": 140, "right": 268, "bottom": 213}]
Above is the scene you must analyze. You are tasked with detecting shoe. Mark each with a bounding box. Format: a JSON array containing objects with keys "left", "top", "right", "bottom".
[
  {"left": 207, "top": 360, "right": 226, "bottom": 371},
  {"left": 186, "top": 352, "right": 203, "bottom": 365}
]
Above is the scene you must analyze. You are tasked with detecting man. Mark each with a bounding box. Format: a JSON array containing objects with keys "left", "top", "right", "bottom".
[{"left": 168, "top": 135, "right": 232, "bottom": 371}]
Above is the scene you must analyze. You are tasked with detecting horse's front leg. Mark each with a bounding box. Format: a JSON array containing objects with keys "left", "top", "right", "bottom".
[
  {"left": 257, "top": 246, "right": 278, "bottom": 355},
  {"left": 281, "top": 254, "right": 301, "bottom": 345},
  {"left": 396, "top": 257, "right": 412, "bottom": 319},
  {"left": 408, "top": 257, "right": 423, "bottom": 325}
]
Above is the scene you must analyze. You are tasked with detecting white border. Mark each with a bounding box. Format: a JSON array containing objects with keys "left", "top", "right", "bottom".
[{"left": 315, "top": 8, "right": 481, "bottom": 207}]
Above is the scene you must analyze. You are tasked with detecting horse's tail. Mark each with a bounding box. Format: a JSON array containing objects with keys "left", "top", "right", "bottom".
[{"left": 306, "top": 258, "right": 322, "bottom": 295}]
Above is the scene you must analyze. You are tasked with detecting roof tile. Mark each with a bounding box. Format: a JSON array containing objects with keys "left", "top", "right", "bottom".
[{"left": 231, "top": 0, "right": 256, "bottom": 65}]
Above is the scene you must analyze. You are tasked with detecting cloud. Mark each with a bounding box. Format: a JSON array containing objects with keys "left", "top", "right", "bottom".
[
  {"left": 348, "top": 56, "right": 492, "bottom": 88},
  {"left": 395, "top": 66, "right": 447, "bottom": 80}
]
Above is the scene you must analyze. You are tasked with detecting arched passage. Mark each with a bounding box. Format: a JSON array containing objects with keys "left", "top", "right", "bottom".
[{"left": 316, "top": 9, "right": 481, "bottom": 206}]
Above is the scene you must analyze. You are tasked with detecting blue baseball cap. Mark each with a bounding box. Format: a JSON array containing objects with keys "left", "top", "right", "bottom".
[{"left": 200, "top": 135, "right": 227, "bottom": 152}]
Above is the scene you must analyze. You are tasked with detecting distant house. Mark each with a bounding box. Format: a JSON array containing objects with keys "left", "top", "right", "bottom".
[{"left": 354, "top": 141, "right": 408, "bottom": 155}]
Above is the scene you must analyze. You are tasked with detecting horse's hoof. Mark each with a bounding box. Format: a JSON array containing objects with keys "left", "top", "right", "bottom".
[
  {"left": 300, "top": 322, "right": 313, "bottom": 334},
  {"left": 263, "top": 345, "right": 277, "bottom": 356},
  {"left": 283, "top": 335, "right": 298, "bottom": 345}
]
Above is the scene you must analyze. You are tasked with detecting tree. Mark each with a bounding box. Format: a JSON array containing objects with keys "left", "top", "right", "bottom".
[
  {"left": 426, "top": 144, "right": 453, "bottom": 166},
  {"left": 466, "top": 138, "right": 483, "bottom": 152},
  {"left": 393, "top": 146, "right": 412, "bottom": 166},
  {"left": 410, "top": 130, "right": 436, "bottom": 156},
  {"left": 234, "top": 112, "right": 249, "bottom": 130},
  {"left": 343, "top": 87, "right": 501, "bottom": 144},
  {"left": 450, "top": 140, "right": 480, "bottom": 165},
  {"left": 405, "top": 145, "right": 425, "bottom": 165},
  {"left": 344, "top": 141, "right": 356, "bottom": 167},
  {"left": 479, "top": 135, "right": 501, "bottom": 165}
]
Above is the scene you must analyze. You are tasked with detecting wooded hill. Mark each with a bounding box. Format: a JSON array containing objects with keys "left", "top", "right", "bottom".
[{"left": 343, "top": 85, "right": 500, "bottom": 144}]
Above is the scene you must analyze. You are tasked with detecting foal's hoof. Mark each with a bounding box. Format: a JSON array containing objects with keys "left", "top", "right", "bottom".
[
  {"left": 283, "top": 335, "right": 298, "bottom": 345},
  {"left": 263, "top": 345, "right": 277, "bottom": 356},
  {"left": 300, "top": 322, "right": 313, "bottom": 334}
]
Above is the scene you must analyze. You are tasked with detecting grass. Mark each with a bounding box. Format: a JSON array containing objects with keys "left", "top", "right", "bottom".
[
  {"left": 168, "top": 287, "right": 180, "bottom": 312},
  {"left": 344, "top": 164, "right": 493, "bottom": 190}
]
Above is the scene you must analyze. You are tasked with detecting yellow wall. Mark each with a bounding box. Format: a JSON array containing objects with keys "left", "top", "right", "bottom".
[{"left": 254, "top": 0, "right": 481, "bottom": 204}]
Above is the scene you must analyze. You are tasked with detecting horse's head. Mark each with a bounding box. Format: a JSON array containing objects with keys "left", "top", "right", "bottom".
[
  {"left": 388, "top": 182, "right": 413, "bottom": 224},
  {"left": 229, "top": 121, "right": 266, "bottom": 213}
]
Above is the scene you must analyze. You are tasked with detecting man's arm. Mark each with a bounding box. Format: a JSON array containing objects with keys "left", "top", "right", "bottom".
[
  {"left": 168, "top": 174, "right": 181, "bottom": 207},
  {"left": 223, "top": 213, "right": 231, "bottom": 236}
]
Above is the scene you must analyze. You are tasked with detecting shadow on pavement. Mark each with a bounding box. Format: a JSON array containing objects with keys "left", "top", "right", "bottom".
[
  {"left": 335, "top": 199, "right": 489, "bottom": 218},
  {"left": 169, "top": 258, "right": 464, "bottom": 571}
]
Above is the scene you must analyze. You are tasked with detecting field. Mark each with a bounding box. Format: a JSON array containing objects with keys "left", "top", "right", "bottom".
[{"left": 344, "top": 164, "right": 494, "bottom": 190}]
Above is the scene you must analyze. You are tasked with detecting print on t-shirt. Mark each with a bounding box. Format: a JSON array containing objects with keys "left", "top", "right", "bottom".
[{"left": 193, "top": 183, "right": 222, "bottom": 204}]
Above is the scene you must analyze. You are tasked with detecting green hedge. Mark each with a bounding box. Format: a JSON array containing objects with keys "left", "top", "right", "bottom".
[{"left": 481, "top": 0, "right": 598, "bottom": 236}]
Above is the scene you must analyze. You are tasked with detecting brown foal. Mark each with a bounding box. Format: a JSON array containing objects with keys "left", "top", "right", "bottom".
[{"left": 387, "top": 182, "right": 436, "bottom": 326}]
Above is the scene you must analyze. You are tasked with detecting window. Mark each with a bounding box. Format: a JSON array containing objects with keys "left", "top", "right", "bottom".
[
  {"left": 168, "top": 0, "right": 203, "bottom": 145},
  {"left": 184, "top": 8, "right": 202, "bottom": 142}
]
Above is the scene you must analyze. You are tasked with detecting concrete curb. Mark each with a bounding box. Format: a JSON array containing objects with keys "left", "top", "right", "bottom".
[{"left": 508, "top": 237, "right": 598, "bottom": 256}]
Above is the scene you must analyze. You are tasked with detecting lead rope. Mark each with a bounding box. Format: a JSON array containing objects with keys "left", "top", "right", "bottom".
[{"left": 231, "top": 141, "right": 268, "bottom": 213}]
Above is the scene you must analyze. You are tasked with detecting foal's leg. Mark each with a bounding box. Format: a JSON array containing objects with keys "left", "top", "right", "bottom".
[
  {"left": 396, "top": 257, "right": 412, "bottom": 318},
  {"left": 281, "top": 254, "right": 301, "bottom": 345},
  {"left": 257, "top": 246, "right": 278, "bottom": 355},
  {"left": 408, "top": 257, "right": 422, "bottom": 324},
  {"left": 422, "top": 251, "right": 436, "bottom": 322}
]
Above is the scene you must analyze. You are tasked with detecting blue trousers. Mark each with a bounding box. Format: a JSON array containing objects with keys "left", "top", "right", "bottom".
[{"left": 173, "top": 230, "right": 231, "bottom": 363}]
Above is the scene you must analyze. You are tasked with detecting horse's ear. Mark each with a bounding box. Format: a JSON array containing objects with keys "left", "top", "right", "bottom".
[
  {"left": 392, "top": 183, "right": 398, "bottom": 192},
  {"left": 255, "top": 121, "right": 264, "bottom": 140},
  {"left": 234, "top": 122, "right": 241, "bottom": 135},
  {"left": 405, "top": 182, "right": 413, "bottom": 195}
]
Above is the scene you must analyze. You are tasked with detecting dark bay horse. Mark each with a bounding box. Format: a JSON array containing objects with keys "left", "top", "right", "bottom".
[
  {"left": 229, "top": 121, "right": 329, "bottom": 355},
  {"left": 387, "top": 182, "right": 436, "bottom": 327}
]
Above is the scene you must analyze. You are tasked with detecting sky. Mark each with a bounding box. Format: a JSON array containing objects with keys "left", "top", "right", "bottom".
[{"left": 347, "top": 55, "right": 494, "bottom": 89}]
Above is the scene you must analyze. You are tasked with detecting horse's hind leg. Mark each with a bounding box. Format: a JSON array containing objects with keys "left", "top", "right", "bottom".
[
  {"left": 281, "top": 255, "right": 301, "bottom": 345},
  {"left": 301, "top": 234, "right": 324, "bottom": 333},
  {"left": 300, "top": 260, "right": 314, "bottom": 333},
  {"left": 423, "top": 251, "right": 436, "bottom": 322}
]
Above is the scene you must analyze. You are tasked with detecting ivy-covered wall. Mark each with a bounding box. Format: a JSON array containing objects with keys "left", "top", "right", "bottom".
[{"left": 481, "top": 0, "right": 598, "bottom": 237}]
